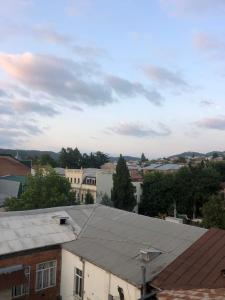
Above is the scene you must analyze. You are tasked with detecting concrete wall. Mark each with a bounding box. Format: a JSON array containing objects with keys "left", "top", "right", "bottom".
[
  {"left": 60, "top": 249, "right": 141, "bottom": 300},
  {"left": 96, "top": 171, "right": 113, "bottom": 203}
]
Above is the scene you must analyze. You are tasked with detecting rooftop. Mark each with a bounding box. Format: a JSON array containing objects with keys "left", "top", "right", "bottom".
[
  {"left": 0, "top": 205, "right": 206, "bottom": 287},
  {"left": 152, "top": 228, "right": 225, "bottom": 290}
]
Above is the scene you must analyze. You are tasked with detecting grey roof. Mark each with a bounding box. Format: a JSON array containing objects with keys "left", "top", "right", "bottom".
[
  {"left": 62, "top": 205, "right": 206, "bottom": 287},
  {"left": 0, "top": 210, "right": 77, "bottom": 256},
  {"left": 0, "top": 204, "right": 206, "bottom": 287},
  {"left": 0, "top": 179, "right": 20, "bottom": 206},
  {"left": 54, "top": 168, "right": 65, "bottom": 176},
  {"left": 156, "top": 164, "right": 183, "bottom": 171},
  {"left": 142, "top": 163, "right": 163, "bottom": 170}
]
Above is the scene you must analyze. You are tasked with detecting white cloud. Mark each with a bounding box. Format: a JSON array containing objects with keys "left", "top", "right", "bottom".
[{"left": 108, "top": 122, "right": 171, "bottom": 138}]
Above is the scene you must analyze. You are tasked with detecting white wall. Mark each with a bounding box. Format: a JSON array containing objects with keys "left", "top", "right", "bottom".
[
  {"left": 132, "top": 182, "right": 142, "bottom": 213},
  {"left": 96, "top": 171, "right": 113, "bottom": 203},
  {"left": 60, "top": 249, "right": 141, "bottom": 300}
]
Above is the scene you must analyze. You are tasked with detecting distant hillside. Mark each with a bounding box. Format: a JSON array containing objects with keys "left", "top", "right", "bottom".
[
  {"left": 0, "top": 149, "right": 59, "bottom": 160},
  {"left": 109, "top": 156, "right": 140, "bottom": 162},
  {"left": 169, "top": 151, "right": 225, "bottom": 159},
  {"left": 0, "top": 149, "right": 140, "bottom": 162}
]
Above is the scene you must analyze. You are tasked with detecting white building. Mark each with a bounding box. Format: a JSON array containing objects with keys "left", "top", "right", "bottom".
[
  {"left": 65, "top": 168, "right": 113, "bottom": 203},
  {"left": 0, "top": 205, "right": 207, "bottom": 300}
]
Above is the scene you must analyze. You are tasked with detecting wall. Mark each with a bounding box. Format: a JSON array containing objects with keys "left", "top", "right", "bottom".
[
  {"left": 0, "top": 246, "right": 61, "bottom": 300},
  {"left": 132, "top": 181, "right": 142, "bottom": 213},
  {"left": 60, "top": 249, "right": 141, "bottom": 300},
  {"left": 96, "top": 171, "right": 113, "bottom": 203}
]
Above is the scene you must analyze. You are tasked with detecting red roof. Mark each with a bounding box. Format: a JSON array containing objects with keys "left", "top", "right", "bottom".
[
  {"left": 0, "top": 156, "right": 30, "bottom": 176},
  {"left": 153, "top": 228, "right": 225, "bottom": 290}
]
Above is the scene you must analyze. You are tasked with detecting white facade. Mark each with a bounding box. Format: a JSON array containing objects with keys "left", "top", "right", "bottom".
[
  {"left": 132, "top": 181, "right": 142, "bottom": 213},
  {"left": 60, "top": 249, "right": 141, "bottom": 300},
  {"left": 65, "top": 168, "right": 113, "bottom": 203}
]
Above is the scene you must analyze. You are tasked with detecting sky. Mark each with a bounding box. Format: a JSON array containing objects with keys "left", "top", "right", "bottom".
[{"left": 1, "top": 0, "right": 225, "bottom": 158}]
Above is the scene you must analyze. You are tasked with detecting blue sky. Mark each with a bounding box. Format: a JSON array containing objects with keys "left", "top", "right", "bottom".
[{"left": 1, "top": 0, "right": 225, "bottom": 158}]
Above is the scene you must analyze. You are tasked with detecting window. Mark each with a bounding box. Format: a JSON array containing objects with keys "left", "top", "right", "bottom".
[
  {"left": 74, "top": 178, "right": 76, "bottom": 183},
  {"left": 74, "top": 268, "right": 83, "bottom": 299},
  {"left": 36, "top": 260, "right": 56, "bottom": 291},
  {"left": 12, "top": 266, "right": 30, "bottom": 298}
]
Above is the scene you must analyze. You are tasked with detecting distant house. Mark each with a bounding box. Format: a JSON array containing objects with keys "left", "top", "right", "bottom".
[
  {"left": 142, "top": 164, "right": 183, "bottom": 175},
  {"left": 65, "top": 168, "right": 113, "bottom": 203},
  {"left": 0, "top": 155, "right": 31, "bottom": 176},
  {"left": 0, "top": 205, "right": 206, "bottom": 300},
  {"left": 153, "top": 228, "right": 225, "bottom": 300}
]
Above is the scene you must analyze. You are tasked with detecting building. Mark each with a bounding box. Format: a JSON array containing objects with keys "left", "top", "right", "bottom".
[
  {"left": 0, "top": 204, "right": 207, "bottom": 300},
  {"left": 65, "top": 168, "right": 113, "bottom": 203},
  {"left": 153, "top": 228, "right": 225, "bottom": 300},
  {"left": 0, "top": 209, "right": 76, "bottom": 300},
  {"left": 0, "top": 155, "right": 31, "bottom": 177},
  {"left": 142, "top": 164, "right": 183, "bottom": 175}
]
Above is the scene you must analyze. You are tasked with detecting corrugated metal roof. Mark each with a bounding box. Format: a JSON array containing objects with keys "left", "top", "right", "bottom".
[
  {"left": 142, "top": 164, "right": 163, "bottom": 170},
  {"left": 157, "top": 289, "right": 225, "bottom": 300},
  {"left": 156, "top": 164, "right": 183, "bottom": 171},
  {"left": 0, "top": 205, "right": 207, "bottom": 287},
  {"left": 62, "top": 205, "right": 206, "bottom": 287},
  {"left": 153, "top": 229, "right": 225, "bottom": 290}
]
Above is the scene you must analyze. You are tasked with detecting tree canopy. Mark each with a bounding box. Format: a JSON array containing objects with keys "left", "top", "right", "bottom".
[
  {"left": 59, "top": 147, "right": 109, "bottom": 169},
  {"left": 202, "top": 194, "right": 225, "bottom": 229},
  {"left": 139, "top": 164, "right": 221, "bottom": 218},
  {"left": 5, "top": 168, "right": 76, "bottom": 211},
  {"left": 111, "top": 154, "right": 136, "bottom": 211}
]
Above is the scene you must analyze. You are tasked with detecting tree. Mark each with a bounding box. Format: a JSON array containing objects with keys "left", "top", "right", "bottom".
[
  {"left": 202, "top": 195, "right": 225, "bottom": 229},
  {"left": 85, "top": 191, "right": 94, "bottom": 204},
  {"left": 140, "top": 153, "right": 147, "bottom": 163},
  {"left": 100, "top": 194, "right": 113, "bottom": 207},
  {"left": 111, "top": 155, "right": 136, "bottom": 211},
  {"left": 39, "top": 154, "right": 57, "bottom": 167},
  {"left": 5, "top": 168, "right": 76, "bottom": 211},
  {"left": 59, "top": 147, "right": 82, "bottom": 168},
  {"left": 139, "top": 172, "right": 176, "bottom": 217}
]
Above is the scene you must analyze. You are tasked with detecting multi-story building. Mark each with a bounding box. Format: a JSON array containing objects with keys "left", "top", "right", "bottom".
[
  {"left": 0, "top": 204, "right": 207, "bottom": 300},
  {"left": 65, "top": 168, "right": 113, "bottom": 203}
]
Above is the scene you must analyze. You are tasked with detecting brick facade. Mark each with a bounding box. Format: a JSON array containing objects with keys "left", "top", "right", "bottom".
[{"left": 0, "top": 246, "right": 61, "bottom": 300}]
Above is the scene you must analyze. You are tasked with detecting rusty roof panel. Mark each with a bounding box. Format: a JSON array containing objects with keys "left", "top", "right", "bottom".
[
  {"left": 153, "top": 229, "right": 225, "bottom": 290},
  {"left": 157, "top": 289, "right": 225, "bottom": 300}
]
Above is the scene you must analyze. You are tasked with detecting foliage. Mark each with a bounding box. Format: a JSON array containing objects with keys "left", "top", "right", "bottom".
[
  {"left": 202, "top": 194, "right": 225, "bottom": 229},
  {"left": 5, "top": 168, "right": 76, "bottom": 211},
  {"left": 85, "top": 191, "right": 94, "bottom": 204},
  {"left": 209, "top": 161, "right": 225, "bottom": 182},
  {"left": 111, "top": 154, "right": 136, "bottom": 211},
  {"left": 100, "top": 194, "right": 113, "bottom": 207},
  {"left": 59, "top": 147, "right": 109, "bottom": 168},
  {"left": 140, "top": 153, "right": 148, "bottom": 163},
  {"left": 139, "top": 172, "right": 176, "bottom": 217},
  {"left": 139, "top": 164, "right": 221, "bottom": 218},
  {"left": 38, "top": 154, "right": 57, "bottom": 167}
]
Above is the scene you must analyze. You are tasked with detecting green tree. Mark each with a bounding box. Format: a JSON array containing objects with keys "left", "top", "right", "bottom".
[
  {"left": 202, "top": 195, "right": 225, "bottom": 229},
  {"left": 59, "top": 147, "right": 82, "bottom": 168},
  {"left": 140, "top": 153, "right": 147, "bottom": 163},
  {"left": 139, "top": 172, "right": 176, "bottom": 217},
  {"left": 5, "top": 168, "right": 76, "bottom": 211},
  {"left": 39, "top": 154, "right": 57, "bottom": 167},
  {"left": 100, "top": 194, "right": 113, "bottom": 207},
  {"left": 111, "top": 154, "right": 136, "bottom": 211},
  {"left": 85, "top": 191, "right": 94, "bottom": 204}
]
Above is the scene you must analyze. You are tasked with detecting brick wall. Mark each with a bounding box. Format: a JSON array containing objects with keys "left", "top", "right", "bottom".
[{"left": 0, "top": 246, "right": 61, "bottom": 300}]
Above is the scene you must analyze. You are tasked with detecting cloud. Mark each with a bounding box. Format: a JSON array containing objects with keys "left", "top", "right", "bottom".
[
  {"left": 66, "top": 0, "right": 92, "bottom": 16},
  {"left": 108, "top": 122, "right": 171, "bottom": 138},
  {"left": 196, "top": 116, "right": 225, "bottom": 130},
  {"left": 142, "top": 65, "right": 189, "bottom": 90},
  {"left": 0, "top": 118, "right": 42, "bottom": 147},
  {"left": 33, "top": 26, "right": 107, "bottom": 59},
  {"left": 12, "top": 100, "right": 59, "bottom": 116},
  {"left": 193, "top": 33, "right": 225, "bottom": 59},
  {"left": 160, "top": 0, "right": 225, "bottom": 17},
  {"left": 105, "top": 75, "right": 163, "bottom": 105},
  {"left": 0, "top": 52, "right": 161, "bottom": 107},
  {"left": 200, "top": 100, "right": 215, "bottom": 107}
]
